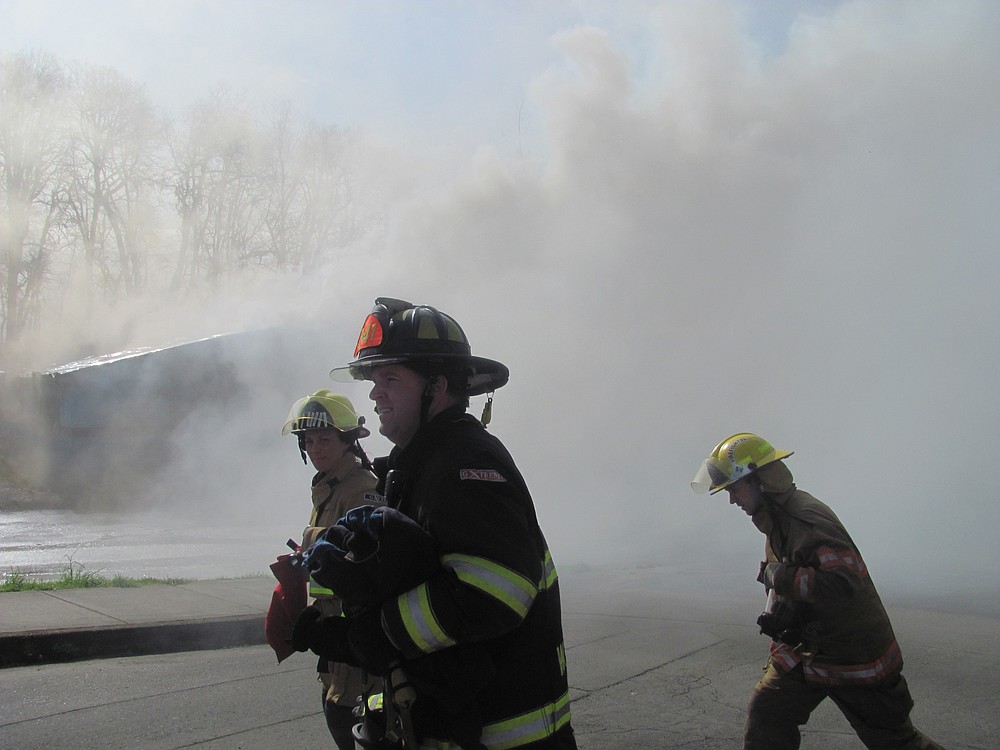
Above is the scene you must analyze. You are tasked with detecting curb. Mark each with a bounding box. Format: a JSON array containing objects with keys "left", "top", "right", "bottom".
[{"left": 0, "top": 614, "right": 267, "bottom": 669}]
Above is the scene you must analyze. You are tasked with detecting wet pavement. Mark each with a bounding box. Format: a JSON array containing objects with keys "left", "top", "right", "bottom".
[{"left": 0, "top": 508, "right": 292, "bottom": 583}]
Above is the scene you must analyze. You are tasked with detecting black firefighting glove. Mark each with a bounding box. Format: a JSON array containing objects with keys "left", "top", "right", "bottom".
[
  {"left": 346, "top": 606, "right": 401, "bottom": 675},
  {"left": 290, "top": 605, "right": 321, "bottom": 652},
  {"left": 290, "top": 606, "right": 354, "bottom": 663}
]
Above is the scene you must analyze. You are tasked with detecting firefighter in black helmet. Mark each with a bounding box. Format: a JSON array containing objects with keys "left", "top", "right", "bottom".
[
  {"left": 296, "top": 298, "right": 577, "bottom": 749},
  {"left": 334, "top": 297, "right": 509, "bottom": 433}
]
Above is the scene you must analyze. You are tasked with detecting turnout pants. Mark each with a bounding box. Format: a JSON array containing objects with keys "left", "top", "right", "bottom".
[{"left": 743, "top": 660, "right": 945, "bottom": 750}]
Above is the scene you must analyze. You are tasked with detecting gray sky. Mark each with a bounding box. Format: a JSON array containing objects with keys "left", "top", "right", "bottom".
[{"left": 3, "top": 0, "right": 999, "bottom": 604}]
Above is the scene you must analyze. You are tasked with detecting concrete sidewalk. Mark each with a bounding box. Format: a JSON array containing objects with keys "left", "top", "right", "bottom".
[{"left": 0, "top": 577, "right": 272, "bottom": 668}]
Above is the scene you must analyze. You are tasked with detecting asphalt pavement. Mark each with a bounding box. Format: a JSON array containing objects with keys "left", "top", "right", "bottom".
[{"left": 1, "top": 567, "right": 996, "bottom": 749}]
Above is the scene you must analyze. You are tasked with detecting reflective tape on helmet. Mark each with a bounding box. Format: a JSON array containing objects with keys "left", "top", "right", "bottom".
[
  {"left": 282, "top": 390, "right": 368, "bottom": 436},
  {"left": 441, "top": 553, "right": 537, "bottom": 619}
]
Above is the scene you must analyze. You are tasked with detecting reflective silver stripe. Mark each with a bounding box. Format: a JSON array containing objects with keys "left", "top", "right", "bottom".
[
  {"left": 397, "top": 582, "right": 456, "bottom": 653},
  {"left": 441, "top": 553, "right": 536, "bottom": 618},
  {"left": 479, "top": 689, "right": 573, "bottom": 749}
]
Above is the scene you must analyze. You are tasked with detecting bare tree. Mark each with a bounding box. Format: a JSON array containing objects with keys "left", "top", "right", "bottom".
[
  {"left": 259, "top": 102, "right": 301, "bottom": 270},
  {"left": 61, "top": 64, "right": 163, "bottom": 303},
  {"left": 259, "top": 107, "right": 379, "bottom": 273},
  {"left": 0, "top": 52, "right": 67, "bottom": 343},
  {"left": 169, "top": 89, "right": 266, "bottom": 291},
  {"left": 2, "top": 52, "right": 382, "bottom": 345},
  {"left": 296, "top": 125, "right": 382, "bottom": 271}
]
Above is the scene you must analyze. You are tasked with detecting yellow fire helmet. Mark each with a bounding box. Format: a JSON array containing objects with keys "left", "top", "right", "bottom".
[
  {"left": 281, "top": 390, "right": 370, "bottom": 438},
  {"left": 691, "top": 432, "right": 793, "bottom": 494}
]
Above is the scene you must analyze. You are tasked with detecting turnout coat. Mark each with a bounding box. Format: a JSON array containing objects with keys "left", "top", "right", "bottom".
[
  {"left": 302, "top": 452, "right": 380, "bottom": 706},
  {"left": 373, "top": 406, "right": 573, "bottom": 749},
  {"left": 753, "top": 485, "right": 902, "bottom": 687}
]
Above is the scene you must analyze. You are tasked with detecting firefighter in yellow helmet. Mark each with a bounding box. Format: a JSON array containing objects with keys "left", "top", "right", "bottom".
[
  {"left": 692, "top": 433, "right": 945, "bottom": 750},
  {"left": 282, "top": 390, "right": 380, "bottom": 749}
]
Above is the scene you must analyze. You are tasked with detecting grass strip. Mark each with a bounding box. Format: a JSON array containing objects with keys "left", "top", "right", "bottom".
[
  {"left": 1, "top": 569, "right": 194, "bottom": 592},
  {"left": 1, "top": 562, "right": 267, "bottom": 592}
]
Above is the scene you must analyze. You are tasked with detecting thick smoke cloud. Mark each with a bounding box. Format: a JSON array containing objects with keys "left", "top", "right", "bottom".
[
  {"left": 6, "top": 2, "right": 998, "bottom": 607},
  {"left": 338, "top": 1, "right": 1000, "bottom": 602}
]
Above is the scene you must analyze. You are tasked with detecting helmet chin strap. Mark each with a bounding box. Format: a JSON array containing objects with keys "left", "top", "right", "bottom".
[
  {"left": 419, "top": 377, "right": 436, "bottom": 427},
  {"left": 481, "top": 392, "right": 493, "bottom": 426},
  {"left": 350, "top": 439, "right": 374, "bottom": 472}
]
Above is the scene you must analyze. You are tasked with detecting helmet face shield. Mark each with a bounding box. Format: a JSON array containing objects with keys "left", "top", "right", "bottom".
[
  {"left": 691, "top": 458, "right": 736, "bottom": 494},
  {"left": 330, "top": 355, "right": 413, "bottom": 384}
]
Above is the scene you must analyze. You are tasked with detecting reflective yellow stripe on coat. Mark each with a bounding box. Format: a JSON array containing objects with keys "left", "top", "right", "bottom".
[
  {"left": 440, "top": 553, "right": 538, "bottom": 619},
  {"left": 309, "top": 582, "right": 335, "bottom": 597},
  {"left": 480, "top": 689, "right": 572, "bottom": 749},
  {"left": 420, "top": 690, "right": 572, "bottom": 750},
  {"left": 397, "top": 583, "right": 457, "bottom": 652},
  {"left": 396, "top": 552, "right": 551, "bottom": 653}
]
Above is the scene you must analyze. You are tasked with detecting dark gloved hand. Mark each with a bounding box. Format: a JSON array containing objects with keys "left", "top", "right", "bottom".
[
  {"left": 290, "top": 605, "right": 322, "bottom": 652},
  {"left": 301, "top": 539, "right": 342, "bottom": 577},
  {"left": 340, "top": 505, "right": 384, "bottom": 538},
  {"left": 757, "top": 561, "right": 783, "bottom": 590},
  {"left": 347, "top": 607, "right": 401, "bottom": 675},
  {"left": 290, "top": 606, "right": 353, "bottom": 662}
]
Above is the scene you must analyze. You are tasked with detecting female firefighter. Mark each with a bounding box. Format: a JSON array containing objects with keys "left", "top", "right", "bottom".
[{"left": 282, "top": 390, "right": 380, "bottom": 749}]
